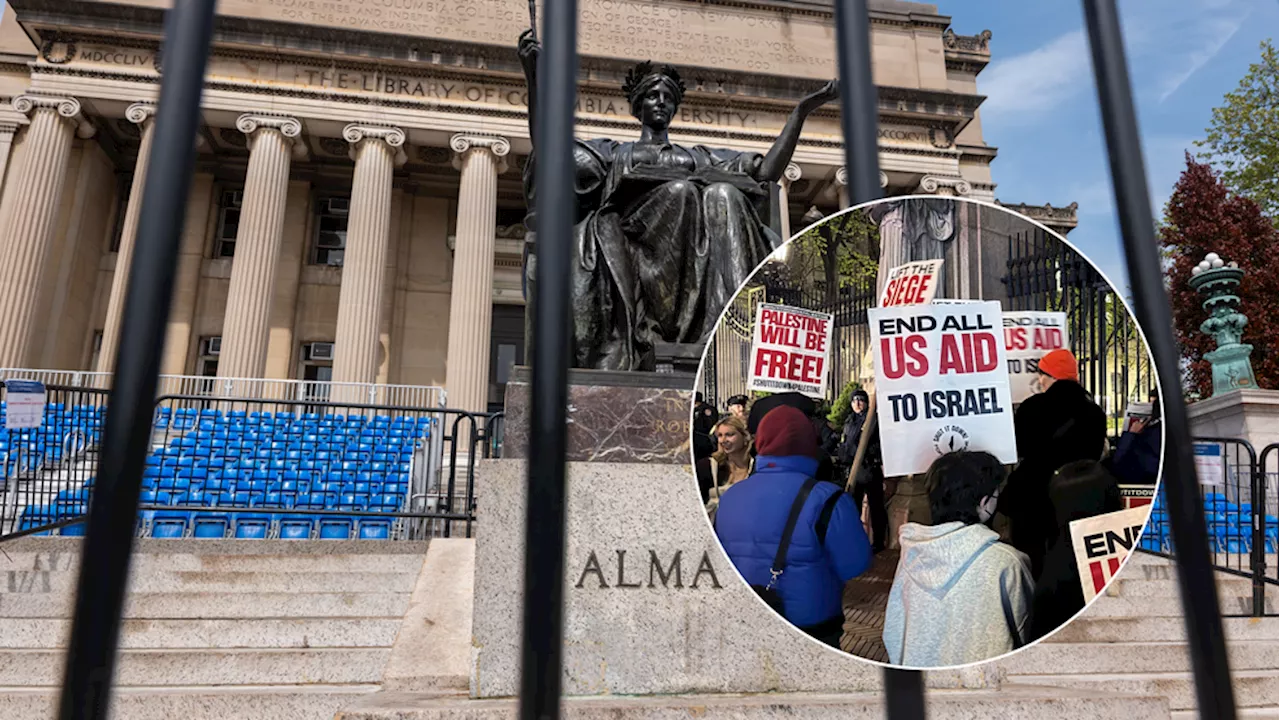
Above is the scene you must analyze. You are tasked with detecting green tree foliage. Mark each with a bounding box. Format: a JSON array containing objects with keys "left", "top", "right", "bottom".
[
  {"left": 791, "top": 210, "right": 879, "bottom": 305},
  {"left": 827, "top": 380, "right": 863, "bottom": 427},
  {"left": 1195, "top": 40, "right": 1278, "bottom": 219}
]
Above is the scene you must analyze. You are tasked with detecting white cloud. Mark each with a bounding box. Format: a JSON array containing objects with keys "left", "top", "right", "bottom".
[
  {"left": 979, "top": 30, "right": 1090, "bottom": 122},
  {"left": 1155, "top": 13, "right": 1249, "bottom": 102}
]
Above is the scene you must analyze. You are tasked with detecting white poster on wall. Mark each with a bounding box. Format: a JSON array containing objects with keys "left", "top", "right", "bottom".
[
  {"left": 747, "top": 303, "right": 834, "bottom": 399},
  {"left": 867, "top": 301, "right": 1018, "bottom": 477},
  {"left": 1003, "top": 311, "right": 1070, "bottom": 404}
]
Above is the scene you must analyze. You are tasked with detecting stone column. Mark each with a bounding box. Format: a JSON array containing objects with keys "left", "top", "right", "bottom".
[
  {"left": 217, "top": 114, "right": 303, "bottom": 388},
  {"left": 444, "top": 134, "right": 509, "bottom": 413},
  {"left": 331, "top": 124, "right": 407, "bottom": 401},
  {"left": 778, "top": 162, "right": 801, "bottom": 240},
  {"left": 96, "top": 103, "right": 157, "bottom": 374},
  {"left": 0, "top": 96, "right": 95, "bottom": 367},
  {"left": 834, "top": 167, "right": 850, "bottom": 209},
  {"left": 0, "top": 123, "right": 17, "bottom": 191}
]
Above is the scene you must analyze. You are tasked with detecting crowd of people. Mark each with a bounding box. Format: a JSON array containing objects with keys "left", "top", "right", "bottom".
[{"left": 693, "top": 348, "right": 1159, "bottom": 666}]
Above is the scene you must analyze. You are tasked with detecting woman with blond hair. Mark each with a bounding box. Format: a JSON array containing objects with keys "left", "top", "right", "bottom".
[{"left": 696, "top": 415, "right": 753, "bottom": 518}]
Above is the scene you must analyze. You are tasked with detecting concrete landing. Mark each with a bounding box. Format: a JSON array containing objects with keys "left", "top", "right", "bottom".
[{"left": 334, "top": 686, "right": 1170, "bottom": 719}]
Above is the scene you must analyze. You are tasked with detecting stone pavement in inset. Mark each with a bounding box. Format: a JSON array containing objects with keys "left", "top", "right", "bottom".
[{"left": 840, "top": 549, "right": 897, "bottom": 663}]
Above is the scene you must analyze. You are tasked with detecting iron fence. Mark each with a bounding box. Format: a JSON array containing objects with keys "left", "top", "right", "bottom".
[
  {"left": 1003, "top": 227, "right": 1154, "bottom": 438},
  {"left": 0, "top": 387, "right": 499, "bottom": 542},
  {"left": 44, "top": 0, "right": 1246, "bottom": 718},
  {"left": 1139, "top": 438, "right": 1278, "bottom": 616},
  {"left": 0, "top": 368, "right": 447, "bottom": 408}
]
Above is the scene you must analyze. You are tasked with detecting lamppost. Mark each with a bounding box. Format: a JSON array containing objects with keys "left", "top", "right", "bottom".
[{"left": 1189, "top": 252, "right": 1258, "bottom": 396}]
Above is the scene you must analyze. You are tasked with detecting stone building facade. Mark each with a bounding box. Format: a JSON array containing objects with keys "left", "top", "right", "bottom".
[{"left": 0, "top": 0, "right": 1004, "bottom": 412}]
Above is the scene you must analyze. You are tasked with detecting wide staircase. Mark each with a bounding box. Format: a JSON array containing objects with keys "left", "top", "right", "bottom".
[
  {"left": 999, "top": 551, "right": 1279, "bottom": 717},
  {"left": 0, "top": 536, "right": 429, "bottom": 719}
]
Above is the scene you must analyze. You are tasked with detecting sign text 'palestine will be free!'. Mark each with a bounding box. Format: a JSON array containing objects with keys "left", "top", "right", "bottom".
[
  {"left": 868, "top": 302, "right": 1017, "bottom": 477},
  {"left": 747, "top": 303, "right": 833, "bottom": 399}
]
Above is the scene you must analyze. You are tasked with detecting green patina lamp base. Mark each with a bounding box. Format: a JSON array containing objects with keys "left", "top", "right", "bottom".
[{"left": 1204, "top": 343, "right": 1259, "bottom": 395}]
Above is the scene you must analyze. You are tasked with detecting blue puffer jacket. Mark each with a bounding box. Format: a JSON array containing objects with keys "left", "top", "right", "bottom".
[{"left": 714, "top": 454, "right": 873, "bottom": 628}]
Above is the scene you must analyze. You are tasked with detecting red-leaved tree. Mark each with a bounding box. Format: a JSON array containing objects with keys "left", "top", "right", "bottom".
[{"left": 1160, "top": 155, "right": 1278, "bottom": 399}]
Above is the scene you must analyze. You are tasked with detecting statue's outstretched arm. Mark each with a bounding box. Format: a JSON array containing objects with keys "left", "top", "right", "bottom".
[
  {"left": 757, "top": 80, "right": 838, "bottom": 183},
  {"left": 518, "top": 29, "right": 540, "bottom": 147}
]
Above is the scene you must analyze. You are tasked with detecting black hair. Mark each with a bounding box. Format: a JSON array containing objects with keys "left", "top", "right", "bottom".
[
  {"left": 1049, "top": 460, "right": 1122, "bottom": 527},
  {"left": 924, "top": 451, "right": 1007, "bottom": 526},
  {"left": 695, "top": 392, "right": 704, "bottom": 403},
  {"left": 727, "top": 395, "right": 749, "bottom": 407}
]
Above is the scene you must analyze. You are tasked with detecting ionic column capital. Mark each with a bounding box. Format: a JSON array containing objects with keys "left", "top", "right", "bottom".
[
  {"left": 918, "top": 175, "right": 971, "bottom": 196},
  {"left": 783, "top": 162, "right": 802, "bottom": 185},
  {"left": 344, "top": 123, "right": 408, "bottom": 166},
  {"left": 12, "top": 95, "right": 95, "bottom": 138},
  {"left": 125, "top": 102, "right": 157, "bottom": 130},
  {"left": 833, "top": 167, "right": 889, "bottom": 190},
  {"left": 450, "top": 133, "right": 510, "bottom": 173},
  {"left": 236, "top": 113, "right": 307, "bottom": 159}
]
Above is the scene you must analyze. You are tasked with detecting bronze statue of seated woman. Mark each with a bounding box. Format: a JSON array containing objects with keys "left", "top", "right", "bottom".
[{"left": 518, "top": 29, "right": 837, "bottom": 370}]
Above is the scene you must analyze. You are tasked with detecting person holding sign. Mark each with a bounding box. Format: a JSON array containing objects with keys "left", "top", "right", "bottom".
[
  {"left": 883, "top": 451, "right": 1033, "bottom": 667},
  {"left": 998, "top": 349, "right": 1108, "bottom": 577},
  {"left": 837, "top": 389, "right": 887, "bottom": 553},
  {"left": 1026, "top": 460, "right": 1123, "bottom": 641}
]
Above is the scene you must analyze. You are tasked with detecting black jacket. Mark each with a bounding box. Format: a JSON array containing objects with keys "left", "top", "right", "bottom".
[
  {"left": 691, "top": 402, "right": 718, "bottom": 462},
  {"left": 999, "top": 380, "right": 1108, "bottom": 576},
  {"left": 1027, "top": 462, "right": 1123, "bottom": 641}
]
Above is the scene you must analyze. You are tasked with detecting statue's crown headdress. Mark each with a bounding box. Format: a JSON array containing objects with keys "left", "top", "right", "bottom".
[{"left": 622, "top": 61, "right": 686, "bottom": 102}]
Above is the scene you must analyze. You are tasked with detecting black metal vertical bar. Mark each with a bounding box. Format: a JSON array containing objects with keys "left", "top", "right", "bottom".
[
  {"left": 518, "top": 0, "right": 577, "bottom": 716},
  {"left": 57, "top": 2, "right": 217, "bottom": 718},
  {"left": 1081, "top": 2, "right": 1238, "bottom": 717},
  {"left": 833, "top": 0, "right": 924, "bottom": 715}
]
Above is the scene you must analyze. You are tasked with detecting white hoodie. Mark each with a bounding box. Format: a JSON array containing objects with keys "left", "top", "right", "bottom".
[{"left": 883, "top": 521, "right": 1034, "bottom": 667}]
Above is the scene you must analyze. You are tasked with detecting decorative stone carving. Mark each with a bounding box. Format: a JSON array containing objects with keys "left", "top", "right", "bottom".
[
  {"left": 782, "top": 162, "right": 802, "bottom": 184},
  {"left": 318, "top": 137, "right": 349, "bottom": 156},
  {"left": 218, "top": 128, "right": 247, "bottom": 148},
  {"left": 343, "top": 123, "right": 408, "bottom": 166},
  {"left": 450, "top": 133, "right": 510, "bottom": 173},
  {"left": 124, "top": 103, "right": 156, "bottom": 127},
  {"left": 236, "top": 113, "right": 306, "bottom": 159},
  {"left": 942, "top": 28, "right": 992, "bottom": 53},
  {"left": 918, "top": 175, "right": 971, "bottom": 196},
  {"left": 417, "top": 146, "right": 451, "bottom": 165},
  {"left": 39, "top": 40, "right": 77, "bottom": 64},
  {"left": 12, "top": 95, "right": 95, "bottom": 139}
]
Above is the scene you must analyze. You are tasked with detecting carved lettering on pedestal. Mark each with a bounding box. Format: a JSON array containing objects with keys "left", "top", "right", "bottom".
[{"left": 573, "top": 549, "right": 721, "bottom": 590}]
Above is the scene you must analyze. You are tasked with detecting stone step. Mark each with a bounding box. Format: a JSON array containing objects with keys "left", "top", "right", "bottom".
[
  {"left": 1171, "top": 706, "right": 1279, "bottom": 718},
  {"left": 0, "top": 550, "right": 427, "bottom": 575},
  {"left": 1046, "top": 615, "right": 1278, "bottom": 643},
  {"left": 1109, "top": 572, "right": 1260, "bottom": 599},
  {"left": 0, "top": 570, "right": 416, "bottom": 595},
  {"left": 333, "top": 685, "right": 1170, "bottom": 719},
  {"left": 0, "top": 684, "right": 380, "bottom": 720},
  {"left": 0, "top": 648, "right": 390, "bottom": 687},
  {"left": 1003, "top": 671, "right": 1278, "bottom": 711},
  {"left": 1006, "top": 640, "right": 1278, "bottom": 675},
  {"left": 0, "top": 617, "right": 403, "bottom": 649},
  {"left": 1086, "top": 591, "right": 1277, "bottom": 618},
  {"left": 0, "top": 591, "right": 413, "bottom": 619}
]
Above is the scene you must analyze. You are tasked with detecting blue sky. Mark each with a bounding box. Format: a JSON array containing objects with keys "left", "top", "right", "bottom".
[{"left": 938, "top": 0, "right": 1277, "bottom": 294}]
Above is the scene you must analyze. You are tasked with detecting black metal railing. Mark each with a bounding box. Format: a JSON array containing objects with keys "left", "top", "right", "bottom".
[
  {"left": 50, "top": 0, "right": 1244, "bottom": 719},
  {"left": 1140, "top": 437, "right": 1277, "bottom": 616},
  {"left": 0, "top": 390, "right": 498, "bottom": 542},
  {"left": 1004, "top": 225, "right": 1154, "bottom": 438}
]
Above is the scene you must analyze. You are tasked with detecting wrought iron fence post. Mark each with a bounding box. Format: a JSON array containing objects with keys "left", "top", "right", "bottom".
[
  {"left": 1082, "top": 1, "right": 1238, "bottom": 717},
  {"left": 56, "top": 2, "right": 217, "bottom": 718}
]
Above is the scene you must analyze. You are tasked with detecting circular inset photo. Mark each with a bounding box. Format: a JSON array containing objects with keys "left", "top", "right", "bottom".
[{"left": 690, "top": 196, "right": 1161, "bottom": 670}]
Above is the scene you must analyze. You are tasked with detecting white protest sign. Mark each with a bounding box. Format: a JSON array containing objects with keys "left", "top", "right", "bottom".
[
  {"left": 1069, "top": 506, "right": 1149, "bottom": 602},
  {"left": 867, "top": 302, "right": 1017, "bottom": 477},
  {"left": 1121, "top": 402, "right": 1153, "bottom": 434},
  {"left": 1193, "top": 442, "right": 1225, "bottom": 485},
  {"left": 1003, "top": 311, "right": 1069, "bottom": 404},
  {"left": 747, "top": 303, "right": 833, "bottom": 399},
  {"left": 4, "top": 380, "right": 46, "bottom": 430},
  {"left": 879, "top": 259, "right": 945, "bottom": 308}
]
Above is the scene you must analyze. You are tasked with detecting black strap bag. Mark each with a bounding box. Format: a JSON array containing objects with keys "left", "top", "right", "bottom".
[{"left": 753, "top": 476, "right": 820, "bottom": 616}]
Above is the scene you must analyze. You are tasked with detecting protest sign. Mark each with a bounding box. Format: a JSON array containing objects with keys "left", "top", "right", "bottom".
[
  {"left": 4, "top": 380, "right": 46, "bottom": 430},
  {"left": 747, "top": 303, "right": 833, "bottom": 399},
  {"left": 879, "top": 259, "right": 944, "bottom": 308},
  {"left": 1069, "top": 506, "right": 1149, "bottom": 602},
  {"left": 1119, "top": 485, "right": 1157, "bottom": 510},
  {"left": 867, "top": 301, "right": 1017, "bottom": 477},
  {"left": 1003, "top": 311, "right": 1069, "bottom": 404},
  {"left": 1121, "top": 402, "right": 1153, "bottom": 434},
  {"left": 1193, "top": 442, "right": 1225, "bottom": 485}
]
